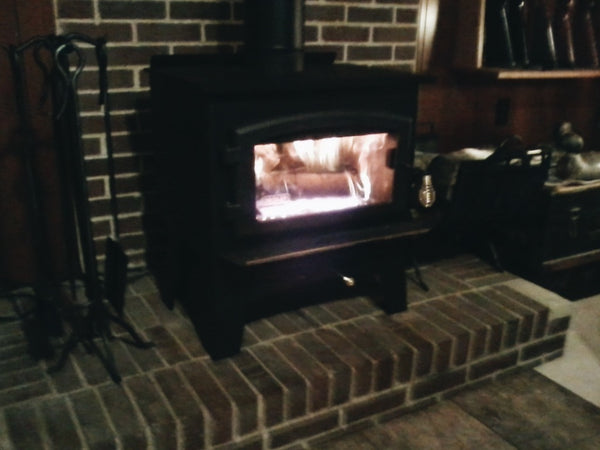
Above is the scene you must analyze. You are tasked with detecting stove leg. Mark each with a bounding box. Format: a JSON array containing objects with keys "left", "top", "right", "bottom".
[
  {"left": 379, "top": 262, "right": 408, "bottom": 314},
  {"left": 411, "top": 255, "right": 429, "bottom": 292},
  {"left": 186, "top": 261, "right": 245, "bottom": 360}
]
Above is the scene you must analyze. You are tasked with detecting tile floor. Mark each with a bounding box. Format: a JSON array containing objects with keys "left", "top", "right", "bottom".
[{"left": 535, "top": 293, "right": 600, "bottom": 408}]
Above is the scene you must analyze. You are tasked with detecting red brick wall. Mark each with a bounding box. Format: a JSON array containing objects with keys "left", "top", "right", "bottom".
[{"left": 53, "top": 0, "right": 422, "bottom": 266}]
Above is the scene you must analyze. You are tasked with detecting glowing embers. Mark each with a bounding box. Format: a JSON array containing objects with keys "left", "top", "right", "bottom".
[{"left": 255, "top": 133, "right": 396, "bottom": 222}]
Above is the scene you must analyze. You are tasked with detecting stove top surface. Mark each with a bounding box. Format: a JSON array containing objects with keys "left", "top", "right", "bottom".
[{"left": 151, "top": 53, "right": 426, "bottom": 95}]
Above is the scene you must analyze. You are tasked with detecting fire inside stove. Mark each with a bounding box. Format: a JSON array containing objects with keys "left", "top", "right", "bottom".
[{"left": 254, "top": 132, "right": 396, "bottom": 221}]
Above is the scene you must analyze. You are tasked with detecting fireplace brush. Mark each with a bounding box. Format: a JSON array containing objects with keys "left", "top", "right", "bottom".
[{"left": 10, "top": 34, "right": 153, "bottom": 383}]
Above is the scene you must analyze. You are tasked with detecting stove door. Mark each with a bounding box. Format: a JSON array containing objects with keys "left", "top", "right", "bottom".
[{"left": 226, "top": 111, "right": 414, "bottom": 236}]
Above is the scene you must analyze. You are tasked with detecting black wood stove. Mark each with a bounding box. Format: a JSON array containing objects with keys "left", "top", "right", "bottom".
[{"left": 150, "top": 0, "right": 431, "bottom": 359}]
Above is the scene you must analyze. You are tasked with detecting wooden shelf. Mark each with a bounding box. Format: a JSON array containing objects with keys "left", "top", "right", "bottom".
[
  {"left": 542, "top": 248, "right": 600, "bottom": 271},
  {"left": 454, "top": 0, "right": 600, "bottom": 80},
  {"left": 458, "top": 67, "right": 600, "bottom": 80}
]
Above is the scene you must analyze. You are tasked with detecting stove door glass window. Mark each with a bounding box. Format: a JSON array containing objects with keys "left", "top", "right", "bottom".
[{"left": 254, "top": 132, "right": 396, "bottom": 222}]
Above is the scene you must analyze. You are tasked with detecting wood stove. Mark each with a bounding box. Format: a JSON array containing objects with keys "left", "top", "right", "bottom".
[{"left": 150, "top": 0, "right": 431, "bottom": 359}]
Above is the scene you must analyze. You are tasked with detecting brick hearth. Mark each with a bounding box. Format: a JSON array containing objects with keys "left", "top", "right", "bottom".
[{"left": 0, "top": 254, "right": 571, "bottom": 449}]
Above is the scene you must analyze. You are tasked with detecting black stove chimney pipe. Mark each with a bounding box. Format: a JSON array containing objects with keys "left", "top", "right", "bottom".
[{"left": 243, "top": 0, "right": 305, "bottom": 71}]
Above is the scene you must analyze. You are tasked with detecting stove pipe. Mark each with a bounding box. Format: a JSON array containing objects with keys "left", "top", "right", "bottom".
[{"left": 243, "top": 0, "right": 305, "bottom": 71}]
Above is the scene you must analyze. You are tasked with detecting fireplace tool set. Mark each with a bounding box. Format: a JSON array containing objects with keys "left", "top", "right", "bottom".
[{"left": 8, "top": 34, "right": 152, "bottom": 382}]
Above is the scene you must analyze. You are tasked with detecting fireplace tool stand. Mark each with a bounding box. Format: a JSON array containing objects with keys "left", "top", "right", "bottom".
[{"left": 10, "top": 34, "right": 153, "bottom": 383}]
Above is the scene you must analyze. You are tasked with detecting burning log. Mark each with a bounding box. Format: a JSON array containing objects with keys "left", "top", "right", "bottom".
[{"left": 258, "top": 170, "right": 361, "bottom": 198}]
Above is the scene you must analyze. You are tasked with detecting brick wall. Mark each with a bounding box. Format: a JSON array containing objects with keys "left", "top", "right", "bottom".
[{"left": 53, "top": 0, "right": 422, "bottom": 267}]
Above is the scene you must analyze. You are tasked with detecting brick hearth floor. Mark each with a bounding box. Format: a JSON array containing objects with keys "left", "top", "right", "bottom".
[{"left": 1, "top": 254, "right": 589, "bottom": 449}]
